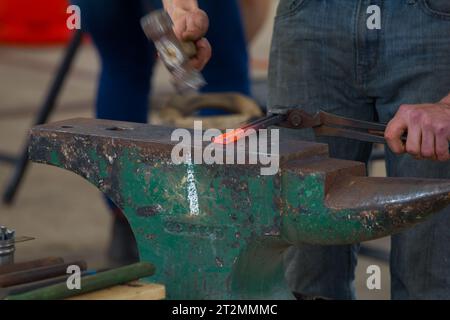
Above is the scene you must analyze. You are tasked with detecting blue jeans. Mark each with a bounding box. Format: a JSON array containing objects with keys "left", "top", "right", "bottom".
[
  {"left": 269, "top": 0, "right": 450, "bottom": 299},
  {"left": 73, "top": 0, "right": 250, "bottom": 123}
]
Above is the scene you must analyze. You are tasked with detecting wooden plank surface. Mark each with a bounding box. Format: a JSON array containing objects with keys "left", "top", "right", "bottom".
[{"left": 68, "top": 281, "right": 165, "bottom": 300}]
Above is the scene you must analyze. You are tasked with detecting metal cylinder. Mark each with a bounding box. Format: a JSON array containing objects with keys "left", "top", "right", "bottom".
[{"left": 0, "top": 226, "right": 15, "bottom": 266}]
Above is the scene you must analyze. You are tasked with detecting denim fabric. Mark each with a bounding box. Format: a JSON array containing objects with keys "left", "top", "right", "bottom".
[
  {"left": 269, "top": 0, "right": 450, "bottom": 299},
  {"left": 72, "top": 0, "right": 250, "bottom": 122},
  {"left": 72, "top": 0, "right": 158, "bottom": 123}
]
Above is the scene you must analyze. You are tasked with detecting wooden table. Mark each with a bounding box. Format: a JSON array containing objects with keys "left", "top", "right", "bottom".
[{"left": 68, "top": 282, "right": 165, "bottom": 300}]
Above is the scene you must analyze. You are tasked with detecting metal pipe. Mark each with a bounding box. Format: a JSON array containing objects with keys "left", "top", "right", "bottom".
[
  {"left": 0, "top": 260, "right": 87, "bottom": 288},
  {"left": 2, "top": 30, "right": 83, "bottom": 205},
  {"left": 0, "top": 257, "right": 64, "bottom": 275}
]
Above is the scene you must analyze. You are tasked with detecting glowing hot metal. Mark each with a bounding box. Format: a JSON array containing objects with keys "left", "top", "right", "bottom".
[{"left": 213, "top": 114, "right": 285, "bottom": 145}]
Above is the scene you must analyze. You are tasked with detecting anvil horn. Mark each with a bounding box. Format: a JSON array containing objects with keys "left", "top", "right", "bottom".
[
  {"left": 281, "top": 158, "right": 450, "bottom": 245},
  {"left": 327, "top": 176, "right": 450, "bottom": 215},
  {"left": 27, "top": 118, "right": 450, "bottom": 299}
]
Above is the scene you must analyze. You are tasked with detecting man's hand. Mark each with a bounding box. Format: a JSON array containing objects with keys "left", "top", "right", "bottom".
[
  {"left": 163, "top": 0, "right": 211, "bottom": 70},
  {"left": 385, "top": 98, "right": 450, "bottom": 161}
]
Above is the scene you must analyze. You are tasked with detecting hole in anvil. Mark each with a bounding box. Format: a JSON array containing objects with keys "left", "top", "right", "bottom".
[
  {"left": 105, "top": 126, "right": 133, "bottom": 131},
  {"left": 61, "top": 126, "right": 73, "bottom": 129}
]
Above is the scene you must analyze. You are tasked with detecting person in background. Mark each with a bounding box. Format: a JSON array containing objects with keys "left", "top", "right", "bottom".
[
  {"left": 72, "top": 0, "right": 270, "bottom": 264},
  {"left": 239, "top": 0, "right": 272, "bottom": 43}
]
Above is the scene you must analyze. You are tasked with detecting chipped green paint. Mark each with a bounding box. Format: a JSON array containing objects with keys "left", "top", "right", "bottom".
[
  {"left": 83, "top": 148, "right": 286, "bottom": 299},
  {"left": 50, "top": 150, "right": 61, "bottom": 167},
  {"left": 281, "top": 173, "right": 376, "bottom": 245},
  {"left": 87, "top": 149, "right": 109, "bottom": 180},
  {"left": 28, "top": 119, "right": 450, "bottom": 300},
  {"left": 33, "top": 145, "right": 361, "bottom": 298}
]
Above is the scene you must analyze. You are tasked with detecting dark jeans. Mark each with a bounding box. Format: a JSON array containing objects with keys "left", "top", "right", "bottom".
[
  {"left": 269, "top": 0, "right": 450, "bottom": 299},
  {"left": 72, "top": 0, "right": 250, "bottom": 123}
]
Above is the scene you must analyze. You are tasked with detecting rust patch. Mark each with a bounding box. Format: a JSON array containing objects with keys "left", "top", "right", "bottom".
[{"left": 137, "top": 205, "right": 163, "bottom": 217}]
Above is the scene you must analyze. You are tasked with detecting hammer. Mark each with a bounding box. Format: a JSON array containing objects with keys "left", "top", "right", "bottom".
[{"left": 141, "top": 10, "right": 206, "bottom": 93}]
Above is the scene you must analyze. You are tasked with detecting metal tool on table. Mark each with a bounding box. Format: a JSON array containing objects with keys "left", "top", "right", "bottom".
[
  {"left": 5, "top": 262, "right": 155, "bottom": 300},
  {"left": 0, "top": 269, "right": 95, "bottom": 300},
  {"left": 0, "top": 259, "right": 155, "bottom": 300},
  {"left": 0, "top": 226, "right": 34, "bottom": 267},
  {"left": 0, "top": 260, "right": 87, "bottom": 288},
  {"left": 215, "top": 109, "right": 408, "bottom": 145},
  {"left": 27, "top": 118, "right": 450, "bottom": 299},
  {"left": 2, "top": 30, "right": 84, "bottom": 205},
  {"left": 0, "top": 257, "right": 64, "bottom": 275},
  {"left": 141, "top": 10, "right": 206, "bottom": 93}
]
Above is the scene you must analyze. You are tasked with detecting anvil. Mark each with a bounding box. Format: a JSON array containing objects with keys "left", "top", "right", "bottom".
[{"left": 28, "top": 118, "right": 450, "bottom": 299}]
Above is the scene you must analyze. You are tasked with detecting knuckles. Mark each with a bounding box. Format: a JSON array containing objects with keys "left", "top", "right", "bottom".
[
  {"left": 434, "top": 124, "right": 448, "bottom": 137},
  {"left": 398, "top": 104, "right": 410, "bottom": 113},
  {"left": 421, "top": 148, "right": 435, "bottom": 159},
  {"left": 436, "top": 152, "right": 450, "bottom": 162},
  {"left": 406, "top": 145, "right": 419, "bottom": 156},
  {"left": 408, "top": 109, "right": 423, "bottom": 123},
  {"left": 190, "top": 9, "right": 209, "bottom": 31},
  {"left": 390, "top": 103, "right": 449, "bottom": 160},
  {"left": 384, "top": 130, "right": 396, "bottom": 142}
]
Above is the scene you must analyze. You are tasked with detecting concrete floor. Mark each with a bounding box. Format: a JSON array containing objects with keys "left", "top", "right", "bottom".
[{"left": 0, "top": 3, "right": 391, "bottom": 299}]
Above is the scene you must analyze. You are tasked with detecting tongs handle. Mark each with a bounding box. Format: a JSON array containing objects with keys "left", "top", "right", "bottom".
[
  {"left": 280, "top": 110, "right": 393, "bottom": 144},
  {"left": 314, "top": 126, "right": 388, "bottom": 144},
  {"left": 319, "top": 111, "right": 387, "bottom": 132},
  {"left": 315, "top": 111, "right": 392, "bottom": 144}
]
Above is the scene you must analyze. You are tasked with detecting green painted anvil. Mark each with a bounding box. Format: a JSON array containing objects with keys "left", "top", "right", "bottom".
[{"left": 28, "top": 118, "right": 450, "bottom": 299}]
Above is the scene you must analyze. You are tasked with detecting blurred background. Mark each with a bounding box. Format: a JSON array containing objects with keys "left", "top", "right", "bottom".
[{"left": 0, "top": 0, "right": 390, "bottom": 299}]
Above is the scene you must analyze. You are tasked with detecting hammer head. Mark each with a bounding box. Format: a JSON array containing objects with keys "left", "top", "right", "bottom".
[{"left": 141, "top": 10, "right": 206, "bottom": 92}]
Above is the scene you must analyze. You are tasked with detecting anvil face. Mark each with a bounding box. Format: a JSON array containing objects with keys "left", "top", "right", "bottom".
[{"left": 28, "top": 118, "right": 450, "bottom": 299}]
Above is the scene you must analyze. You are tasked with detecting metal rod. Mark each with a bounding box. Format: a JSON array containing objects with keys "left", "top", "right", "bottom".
[
  {"left": 2, "top": 30, "right": 83, "bottom": 205},
  {"left": 314, "top": 126, "right": 387, "bottom": 144},
  {"left": 359, "top": 245, "right": 390, "bottom": 263},
  {"left": 370, "top": 148, "right": 386, "bottom": 161},
  {"left": 320, "top": 111, "right": 388, "bottom": 131},
  {"left": 0, "top": 257, "right": 64, "bottom": 276},
  {"left": 0, "top": 270, "right": 94, "bottom": 299},
  {"left": 0, "top": 260, "right": 87, "bottom": 288},
  {"left": 5, "top": 262, "right": 155, "bottom": 300},
  {"left": 0, "top": 153, "right": 18, "bottom": 165}
]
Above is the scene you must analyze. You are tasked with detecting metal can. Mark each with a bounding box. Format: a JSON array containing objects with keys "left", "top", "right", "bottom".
[{"left": 0, "top": 226, "right": 15, "bottom": 266}]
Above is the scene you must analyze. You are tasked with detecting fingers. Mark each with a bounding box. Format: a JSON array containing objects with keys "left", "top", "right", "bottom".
[
  {"left": 385, "top": 113, "right": 407, "bottom": 155},
  {"left": 413, "top": 106, "right": 449, "bottom": 161},
  {"left": 173, "top": 9, "right": 209, "bottom": 41},
  {"left": 420, "top": 126, "right": 436, "bottom": 160},
  {"left": 171, "top": 8, "right": 210, "bottom": 71},
  {"left": 404, "top": 113, "right": 421, "bottom": 157},
  {"left": 189, "top": 38, "right": 211, "bottom": 70},
  {"left": 387, "top": 103, "right": 450, "bottom": 161},
  {"left": 435, "top": 125, "right": 450, "bottom": 161},
  {"left": 184, "top": 10, "right": 209, "bottom": 40}
]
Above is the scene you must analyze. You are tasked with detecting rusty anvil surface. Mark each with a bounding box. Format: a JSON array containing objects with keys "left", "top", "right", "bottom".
[{"left": 28, "top": 118, "right": 450, "bottom": 299}]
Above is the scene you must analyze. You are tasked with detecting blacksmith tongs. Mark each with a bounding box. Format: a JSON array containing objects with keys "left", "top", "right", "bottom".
[{"left": 214, "top": 109, "right": 402, "bottom": 145}]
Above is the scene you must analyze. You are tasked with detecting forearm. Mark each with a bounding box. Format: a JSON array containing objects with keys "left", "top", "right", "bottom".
[
  {"left": 162, "top": 0, "right": 199, "bottom": 12},
  {"left": 239, "top": 0, "right": 271, "bottom": 42}
]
